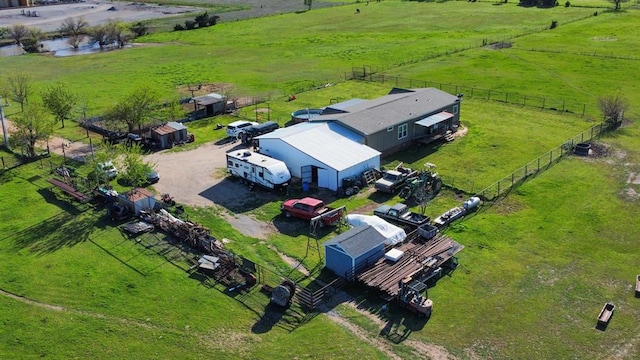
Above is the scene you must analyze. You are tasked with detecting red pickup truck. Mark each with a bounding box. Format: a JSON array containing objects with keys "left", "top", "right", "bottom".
[{"left": 281, "top": 197, "right": 343, "bottom": 226}]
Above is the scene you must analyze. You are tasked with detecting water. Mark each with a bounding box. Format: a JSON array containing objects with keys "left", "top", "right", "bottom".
[{"left": 0, "top": 37, "right": 124, "bottom": 57}]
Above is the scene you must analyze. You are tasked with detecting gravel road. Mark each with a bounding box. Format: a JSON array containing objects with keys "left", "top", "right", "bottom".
[{"left": 0, "top": 0, "right": 345, "bottom": 33}]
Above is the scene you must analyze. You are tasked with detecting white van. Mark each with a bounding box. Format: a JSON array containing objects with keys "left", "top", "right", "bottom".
[{"left": 226, "top": 120, "right": 258, "bottom": 138}]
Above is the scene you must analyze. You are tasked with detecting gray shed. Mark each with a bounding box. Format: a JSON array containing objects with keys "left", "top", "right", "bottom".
[{"left": 324, "top": 225, "right": 388, "bottom": 280}]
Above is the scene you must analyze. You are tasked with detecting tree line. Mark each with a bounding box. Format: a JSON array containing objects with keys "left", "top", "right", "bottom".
[{"left": 0, "top": 17, "right": 149, "bottom": 53}]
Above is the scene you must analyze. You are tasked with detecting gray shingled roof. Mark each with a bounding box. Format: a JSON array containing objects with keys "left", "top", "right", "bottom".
[
  {"left": 312, "top": 88, "right": 459, "bottom": 136},
  {"left": 324, "top": 225, "right": 387, "bottom": 259}
]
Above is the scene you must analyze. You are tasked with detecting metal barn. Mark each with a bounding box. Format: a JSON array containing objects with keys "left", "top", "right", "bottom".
[{"left": 256, "top": 122, "right": 380, "bottom": 191}]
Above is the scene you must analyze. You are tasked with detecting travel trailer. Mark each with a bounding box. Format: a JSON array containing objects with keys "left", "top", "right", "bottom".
[{"left": 226, "top": 150, "right": 291, "bottom": 190}]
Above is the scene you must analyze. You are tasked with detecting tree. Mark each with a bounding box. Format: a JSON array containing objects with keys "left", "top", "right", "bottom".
[
  {"left": 10, "top": 102, "right": 56, "bottom": 158},
  {"left": 121, "top": 143, "right": 154, "bottom": 187},
  {"left": 304, "top": 0, "right": 313, "bottom": 11},
  {"left": 105, "top": 86, "right": 159, "bottom": 133},
  {"left": 598, "top": 93, "right": 628, "bottom": 129},
  {"left": 195, "top": 12, "right": 211, "bottom": 28},
  {"left": 6, "top": 73, "right": 32, "bottom": 112},
  {"left": 8, "top": 24, "right": 28, "bottom": 45},
  {"left": 158, "top": 98, "right": 186, "bottom": 123},
  {"left": 130, "top": 22, "right": 148, "bottom": 37},
  {"left": 608, "top": 0, "right": 628, "bottom": 10},
  {"left": 41, "top": 82, "right": 78, "bottom": 129},
  {"left": 21, "top": 28, "right": 44, "bottom": 53},
  {"left": 59, "top": 17, "right": 89, "bottom": 49}
]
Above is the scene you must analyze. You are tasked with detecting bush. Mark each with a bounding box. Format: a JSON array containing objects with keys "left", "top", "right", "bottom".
[
  {"left": 173, "top": 24, "right": 185, "bottom": 31},
  {"left": 564, "top": 1, "right": 570, "bottom": 7},
  {"left": 550, "top": 20, "right": 558, "bottom": 29},
  {"left": 185, "top": 20, "right": 196, "bottom": 30}
]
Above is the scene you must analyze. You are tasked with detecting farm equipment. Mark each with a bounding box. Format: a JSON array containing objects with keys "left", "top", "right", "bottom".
[
  {"left": 161, "top": 193, "right": 176, "bottom": 206},
  {"left": 270, "top": 280, "right": 296, "bottom": 307},
  {"left": 338, "top": 176, "right": 363, "bottom": 197},
  {"left": 398, "top": 164, "right": 442, "bottom": 204},
  {"left": 398, "top": 277, "right": 432, "bottom": 317}
]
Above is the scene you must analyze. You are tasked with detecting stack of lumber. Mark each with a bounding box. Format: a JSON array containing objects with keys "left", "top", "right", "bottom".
[{"left": 357, "top": 235, "right": 462, "bottom": 297}]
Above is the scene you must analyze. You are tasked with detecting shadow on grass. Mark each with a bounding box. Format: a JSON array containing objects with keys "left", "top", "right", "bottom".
[{"left": 10, "top": 210, "right": 94, "bottom": 255}]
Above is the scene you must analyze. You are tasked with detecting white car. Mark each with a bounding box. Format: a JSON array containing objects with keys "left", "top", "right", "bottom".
[
  {"left": 226, "top": 120, "right": 258, "bottom": 139},
  {"left": 97, "top": 161, "right": 118, "bottom": 180}
]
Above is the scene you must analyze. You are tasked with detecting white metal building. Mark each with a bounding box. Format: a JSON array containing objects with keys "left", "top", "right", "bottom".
[{"left": 256, "top": 122, "right": 380, "bottom": 191}]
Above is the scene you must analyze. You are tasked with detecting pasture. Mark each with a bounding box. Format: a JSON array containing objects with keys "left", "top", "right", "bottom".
[{"left": 1, "top": 1, "right": 640, "bottom": 359}]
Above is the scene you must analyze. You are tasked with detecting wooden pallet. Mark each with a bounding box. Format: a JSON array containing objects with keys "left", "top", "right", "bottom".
[{"left": 363, "top": 169, "right": 378, "bottom": 185}]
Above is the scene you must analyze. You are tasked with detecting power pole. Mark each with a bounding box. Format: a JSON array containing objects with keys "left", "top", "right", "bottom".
[{"left": 0, "top": 96, "right": 9, "bottom": 150}]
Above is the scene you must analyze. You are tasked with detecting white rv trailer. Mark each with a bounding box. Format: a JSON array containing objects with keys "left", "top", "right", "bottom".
[{"left": 226, "top": 150, "right": 291, "bottom": 190}]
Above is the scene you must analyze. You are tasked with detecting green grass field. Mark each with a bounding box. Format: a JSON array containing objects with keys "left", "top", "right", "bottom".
[{"left": 1, "top": 1, "right": 640, "bottom": 359}]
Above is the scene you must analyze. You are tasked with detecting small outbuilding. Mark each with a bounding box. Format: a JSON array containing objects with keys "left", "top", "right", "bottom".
[
  {"left": 324, "top": 225, "right": 389, "bottom": 280},
  {"left": 150, "top": 122, "right": 189, "bottom": 149},
  {"left": 119, "top": 188, "right": 156, "bottom": 215},
  {"left": 191, "top": 93, "right": 228, "bottom": 118}
]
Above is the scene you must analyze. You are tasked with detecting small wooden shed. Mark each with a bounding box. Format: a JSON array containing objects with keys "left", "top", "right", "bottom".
[
  {"left": 119, "top": 188, "right": 156, "bottom": 215},
  {"left": 167, "top": 122, "right": 188, "bottom": 143},
  {"left": 324, "top": 225, "right": 388, "bottom": 280},
  {"left": 151, "top": 124, "right": 176, "bottom": 149}
]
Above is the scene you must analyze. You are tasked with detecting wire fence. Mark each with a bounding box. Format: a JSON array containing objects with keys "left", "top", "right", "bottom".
[
  {"left": 473, "top": 122, "right": 608, "bottom": 201},
  {"left": 351, "top": 69, "right": 598, "bottom": 117}
]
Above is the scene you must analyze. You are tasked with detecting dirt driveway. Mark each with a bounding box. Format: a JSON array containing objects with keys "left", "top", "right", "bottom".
[{"left": 144, "top": 138, "right": 285, "bottom": 239}]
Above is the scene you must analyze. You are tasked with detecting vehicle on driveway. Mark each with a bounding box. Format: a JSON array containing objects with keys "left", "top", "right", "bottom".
[
  {"left": 375, "top": 165, "right": 417, "bottom": 193},
  {"left": 226, "top": 120, "right": 258, "bottom": 139},
  {"left": 281, "top": 197, "right": 343, "bottom": 226},
  {"left": 373, "top": 203, "right": 430, "bottom": 229}
]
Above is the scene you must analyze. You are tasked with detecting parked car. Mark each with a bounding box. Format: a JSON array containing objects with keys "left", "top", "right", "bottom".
[
  {"left": 241, "top": 121, "right": 280, "bottom": 144},
  {"left": 146, "top": 169, "right": 160, "bottom": 184},
  {"left": 226, "top": 120, "right": 258, "bottom": 139},
  {"left": 374, "top": 166, "right": 417, "bottom": 193},
  {"left": 281, "top": 197, "right": 343, "bottom": 226}
]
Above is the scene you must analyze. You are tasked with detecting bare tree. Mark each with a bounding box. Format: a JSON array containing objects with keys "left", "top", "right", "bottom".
[
  {"left": 9, "top": 24, "right": 29, "bottom": 45},
  {"left": 60, "top": 17, "right": 89, "bottom": 49},
  {"left": 6, "top": 73, "right": 32, "bottom": 112},
  {"left": 10, "top": 102, "right": 56, "bottom": 158},
  {"left": 598, "top": 93, "right": 629, "bottom": 128},
  {"left": 41, "top": 82, "right": 78, "bottom": 129},
  {"left": 608, "top": 0, "right": 629, "bottom": 10}
]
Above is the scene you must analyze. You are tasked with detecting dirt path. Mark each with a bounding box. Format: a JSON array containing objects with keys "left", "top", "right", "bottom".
[{"left": 318, "top": 290, "right": 460, "bottom": 360}]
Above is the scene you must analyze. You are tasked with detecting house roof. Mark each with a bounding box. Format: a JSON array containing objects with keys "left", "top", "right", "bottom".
[
  {"left": 152, "top": 124, "right": 175, "bottom": 136},
  {"left": 122, "top": 188, "right": 154, "bottom": 203},
  {"left": 167, "top": 121, "right": 187, "bottom": 131},
  {"left": 324, "top": 225, "right": 387, "bottom": 259},
  {"left": 256, "top": 122, "right": 380, "bottom": 171},
  {"left": 312, "top": 88, "right": 460, "bottom": 136},
  {"left": 192, "top": 93, "right": 224, "bottom": 106}
]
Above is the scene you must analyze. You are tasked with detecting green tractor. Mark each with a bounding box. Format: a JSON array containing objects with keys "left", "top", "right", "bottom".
[{"left": 398, "top": 164, "right": 442, "bottom": 204}]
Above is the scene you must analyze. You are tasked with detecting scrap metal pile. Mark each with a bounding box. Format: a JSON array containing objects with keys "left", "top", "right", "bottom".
[
  {"left": 141, "top": 209, "right": 227, "bottom": 257},
  {"left": 357, "top": 234, "right": 463, "bottom": 298}
]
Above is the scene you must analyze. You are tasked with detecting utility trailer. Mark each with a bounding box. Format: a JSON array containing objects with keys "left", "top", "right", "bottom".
[{"left": 227, "top": 150, "right": 291, "bottom": 190}]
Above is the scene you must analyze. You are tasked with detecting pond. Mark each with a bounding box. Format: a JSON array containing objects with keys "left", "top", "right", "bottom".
[{"left": 0, "top": 37, "right": 126, "bottom": 57}]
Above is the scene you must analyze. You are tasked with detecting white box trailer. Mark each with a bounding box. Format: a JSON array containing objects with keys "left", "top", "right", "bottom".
[{"left": 226, "top": 150, "right": 291, "bottom": 190}]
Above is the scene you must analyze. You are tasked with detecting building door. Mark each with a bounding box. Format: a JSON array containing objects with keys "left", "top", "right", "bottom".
[{"left": 301, "top": 165, "right": 313, "bottom": 185}]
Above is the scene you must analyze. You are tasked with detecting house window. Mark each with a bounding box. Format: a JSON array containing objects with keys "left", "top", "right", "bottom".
[
  {"left": 387, "top": 126, "right": 394, "bottom": 132},
  {"left": 397, "top": 124, "right": 408, "bottom": 140},
  {"left": 453, "top": 104, "right": 459, "bottom": 114}
]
